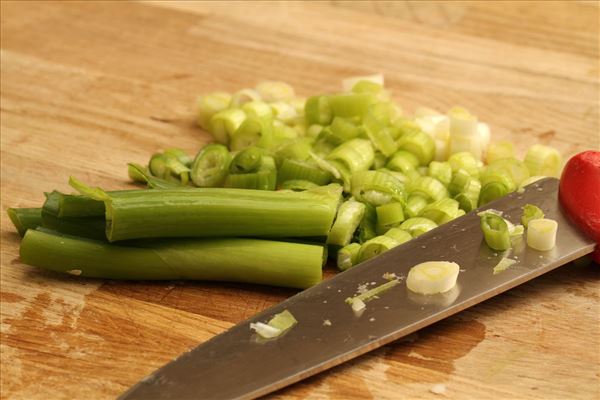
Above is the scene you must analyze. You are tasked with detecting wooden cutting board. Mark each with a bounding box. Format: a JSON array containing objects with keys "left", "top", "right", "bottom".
[{"left": 1, "top": 1, "right": 598, "bottom": 399}]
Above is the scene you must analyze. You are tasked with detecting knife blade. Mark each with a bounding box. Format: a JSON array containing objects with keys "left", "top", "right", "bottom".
[{"left": 119, "top": 178, "right": 595, "bottom": 400}]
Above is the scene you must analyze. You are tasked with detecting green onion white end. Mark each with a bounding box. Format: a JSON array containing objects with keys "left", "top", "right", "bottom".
[{"left": 406, "top": 261, "right": 460, "bottom": 295}]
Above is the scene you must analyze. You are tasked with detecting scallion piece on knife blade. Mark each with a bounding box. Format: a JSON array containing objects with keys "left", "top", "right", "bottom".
[
  {"left": 337, "top": 243, "right": 361, "bottom": 271},
  {"left": 70, "top": 177, "right": 342, "bottom": 242},
  {"left": 7, "top": 208, "right": 43, "bottom": 236},
  {"left": 327, "top": 199, "right": 366, "bottom": 247},
  {"left": 521, "top": 204, "right": 545, "bottom": 228},
  {"left": 20, "top": 229, "right": 323, "bottom": 289},
  {"left": 479, "top": 212, "right": 511, "bottom": 251},
  {"left": 526, "top": 218, "right": 558, "bottom": 251},
  {"left": 250, "top": 309, "right": 297, "bottom": 339},
  {"left": 345, "top": 278, "right": 400, "bottom": 305},
  {"left": 406, "top": 261, "right": 459, "bottom": 295}
]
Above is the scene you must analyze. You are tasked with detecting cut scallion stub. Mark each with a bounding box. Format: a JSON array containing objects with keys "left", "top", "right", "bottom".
[
  {"left": 7, "top": 208, "right": 43, "bottom": 236},
  {"left": 191, "top": 144, "right": 232, "bottom": 187},
  {"left": 70, "top": 177, "right": 342, "bottom": 241},
  {"left": 524, "top": 144, "right": 562, "bottom": 177},
  {"left": 337, "top": 243, "right": 361, "bottom": 271},
  {"left": 480, "top": 212, "right": 511, "bottom": 251},
  {"left": 521, "top": 204, "right": 544, "bottom": 228},
  {"left": 526, "top": 218, "right": 558, "bottom": 251},
  {"left": 20, "top": 229, "right": 323, "bottom": 289},
  {"left": 406, "top": 261, "right": 460, "bottom": 295},
  {"left": 327, "top": 199, "right": 366, "bottom": 247}
]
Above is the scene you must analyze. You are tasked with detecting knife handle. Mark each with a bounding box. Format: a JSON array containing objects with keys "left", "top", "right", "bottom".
[{"left": 559, "top": 150, "right": 600, "bottom": 263}]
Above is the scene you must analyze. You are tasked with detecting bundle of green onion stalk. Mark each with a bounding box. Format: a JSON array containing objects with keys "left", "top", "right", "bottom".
[{"left": 8, "top": 75, "right": 562, "bottom": 288}]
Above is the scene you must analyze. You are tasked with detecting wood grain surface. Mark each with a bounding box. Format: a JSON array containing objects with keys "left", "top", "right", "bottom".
[{"left": 1, "top": 1, "right": 599, "bottom": 399}]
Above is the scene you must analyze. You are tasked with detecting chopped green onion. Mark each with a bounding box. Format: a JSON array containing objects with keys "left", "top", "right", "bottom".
[
  {"left": 225, "top": 155, "right": 276, "bottom": 190},
  {"left": 128, "top": 163, "right": 149, "bottom": 183},
  {"left": 521, "top": 204, "right": 545, "bottom": 228},
  {"left": 305, "top": 95, "right": 333, "bottom": 125},
  {"left": 164, "top": 148, "right": 193, "bottom": 167},
  {"left": 327, "top": 138, "right": 374, "bottom": 174},
  {"left": 407, "top": 176, "right": 448, "bottom": 202},
  {"left": 127, "top": 163, "right": 182, "bottom": 189},
  {"left": 375, "top": 202, "right": 405, "bottom": 234},
  {"left": 7, "top": 208, "right": 43, "bottom": 236},
  {"left": 250, "top": 309, "right": 297, "bottom": 339},
  {"left": 486, "top": 141, "right": 515, "bottom": 164},
  {"left": 149, "top": 153, "right": 190, "bottom": 185},
  {"left": 399, "top": 217, "right": 437, "bottom": 237},
  {"left": 427, "top": 161, "right": 452, "bottom": 186},
  {"left": 277, "top": 159, "right": 332, "bottom": 186},
  {"left": 373, "top": 152, "right": 387, "bottom": 169},
  {"left": 327, "top": 199, "right": 366, "bottom": 247},
  {"left": 43, "top": 190, "right": 106, "bottom": 218},
  {"left": 526, "top": 218, "right": 558, "bottom": 251},
  {"left": 242, "top": 101, "right": 274, "bottom": 120},
  {"left": 196, "top": 92, "right": 231, "bottom": 130},
  {"left": 337, "top": 243, "right": 361, "bottom": 271},
  {"left": 270, "top": 101, "right": 298, "bottom": 124},
  {"left": 480, "top": 213, "right": 511, "bottom": 251},
  {"left": 209, "top": 108, "right": 247, "bottom": 145},
  {"left": 404, "top": 195, "right": 428, "bottom": 218},
  {"left": 280, "top": 180, "right": 319, "bottom": 191},
  {"left": 329, "top": 117, "right": 361, "bottom": 143},
  {"left": 524, "top": 144, "right": 562, "bottom": 177},
  {"left": 41, "top": 212, "right": 106, "bottom": 241},
  {"left": 255, "top": 81, "right": 295, "bottom": 102},
  {"left": 327, "top": 93, "right": 377, "bottom": 120},
  {"left": 230, "top": 116, "right": 274, "bottom": 151},
  {"left": 406, "top": 261, "right": 459, "bottom": 294},
  {"left": 357, "top": 235, "right": 400, "bottom": 262},
  {"left": 351, "top": 170, "right": 406, "bottom": 206},
  {"left": 420, "top": 198, "right": 461, "bottom": 225},
  {"left": 519, "top": 175, "right": 546, "bottom": 190},
  {"left": 229, "top": 88, "right": 261, "bottom": 108},
  {"left": 356, "top": 203, "right": 377, "bottom": 243},
  {"left": 342, "top": 74, "right": 384, "bottom": 92},
  {"left": 396, "top": 129, "right": 435, "bottom": 166},
  {"left": 386, "top": 150, "right": 420, "bottom": 173},
  {"left": 21, "top": 229, "right": 323, "bottom": 289},
  {"left": 448, "top": 106, "right": 478, "bottom": 137},
  {"left": 448, "top": 152, "right": 479, "bottom": 177},
  {"left": 485, "top": 158, "right": 529, "bottom": 186},
  {"left": 191, "top": 144, "right": 232, "bottom": 187},
  {"left": 383, "top": 227, "right": 412, "bottom": 244}
]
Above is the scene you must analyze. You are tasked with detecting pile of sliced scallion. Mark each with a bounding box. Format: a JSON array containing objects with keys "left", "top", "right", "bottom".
[{"left": 8, "top": 75, "right": 563, "bottom": 288}]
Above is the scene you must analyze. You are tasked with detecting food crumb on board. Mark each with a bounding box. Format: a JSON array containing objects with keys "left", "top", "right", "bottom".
[
  {"left": 323, "top": 319, "right": 332, "bottom": 326},
  {"left": 430, "top": 383, "right": 447, "bottom": 395},
  {"left": 67, "top": 269, "right": 82, "bottom": 276}
]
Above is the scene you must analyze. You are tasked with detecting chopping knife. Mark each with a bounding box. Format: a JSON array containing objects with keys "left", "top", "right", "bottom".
[{"left": 119, "top": 178, "right": 595, "bottom": 400}]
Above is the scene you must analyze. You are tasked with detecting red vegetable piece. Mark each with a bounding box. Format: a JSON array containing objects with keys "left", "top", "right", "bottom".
[{"left": 559, "top": 150, "right": 600, "bottom": 263}]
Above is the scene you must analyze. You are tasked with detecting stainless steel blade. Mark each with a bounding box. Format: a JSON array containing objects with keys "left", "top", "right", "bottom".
[{"left": 119, "top": 178, "right": 595, "bottom": 400}]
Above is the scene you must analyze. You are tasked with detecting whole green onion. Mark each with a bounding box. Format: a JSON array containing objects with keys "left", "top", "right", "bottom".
[{"left": 70, "top": 178, "right": 342, "bottom": 242}]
